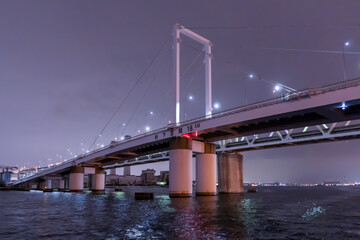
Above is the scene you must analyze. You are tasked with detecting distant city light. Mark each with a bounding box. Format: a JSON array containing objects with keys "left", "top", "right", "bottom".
[
  {"left": 345, "top": 41, "right": 350, "bottom": 46},
  {"left": 249, "top": 74, "right": 254, "bottom": 78},
  {"left": 122, "top": 123, "right": 126, "bottom": 126},
  {"left": 101, "top": 144, "right": 104, "bottom": 147},
  {"left": 214, "top": 103, "right": 220, "bottom": 109},
  {"left": 188, "top": 95, "right": 193, "bottom": 100},
  {"left": 120, "top": 136, "right": 124, "bottom": 140},
  {"left": 145, "top": 126, "right": 150, "bottom": 131},
  {"left": 150, "top": 111, "right": 154, "bottom": 115},
  {"left": 274, "top": 85, "right": 281, "bottom": 91},
  {"left": 138, "top": 130, "right": 141, "bottom": 133}
]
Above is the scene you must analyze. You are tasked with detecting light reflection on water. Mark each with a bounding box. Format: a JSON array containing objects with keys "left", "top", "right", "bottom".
[
  {"left": 156, "top": 195, "right": 176, "bottom": 213},
  {"left": 1, "top": 186, "right": 360, "bottom": 239},
  {"left": 301, "top": 203, "right": 326, "bottom": 220},
  {"left": 238, "top": 199, "right": 257, "bottom": 233}
]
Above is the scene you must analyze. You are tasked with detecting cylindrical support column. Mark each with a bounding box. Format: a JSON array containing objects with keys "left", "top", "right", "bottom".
[
  {"left": 123, "top": 166, "right": 131, "bottom": 176},
  {"left": 59, "top": 179, "right": 65, "bottom": 189},
  {"left": 28, "top": 182, "right": 38, "bottom": 190},
  {"left": 44, "top": 179, "right": 52, "bottom": 189},
  {"left": 91, "top": 168, "right": 106, "bottom": 193},
  {"left": 169, "top": 137, "right": 193, "bottom": 197},
  {"left": 196, "top": 143, "right": 217, "bottom": 196},
  {"left": 217, "top": 152, "right": 244, "bottom": 193},
  {"left": 64, "top": 176, "right": 69, "bottom": 190},
  {"left": 69, "top": 166, "right": 84, "bottom": 192}
]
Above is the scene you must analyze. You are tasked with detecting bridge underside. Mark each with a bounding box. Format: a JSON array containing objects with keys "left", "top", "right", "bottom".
[
  {"left": 198, "top": 99, "right": 360, "bottom": 142},
  {"left": 89, "top": 139, "right": 171, "bottom": 166}
]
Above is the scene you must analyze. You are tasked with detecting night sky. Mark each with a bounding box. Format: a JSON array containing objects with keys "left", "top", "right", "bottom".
[{"left": 1, "top": 1, "right": 360, "bottom": 183}]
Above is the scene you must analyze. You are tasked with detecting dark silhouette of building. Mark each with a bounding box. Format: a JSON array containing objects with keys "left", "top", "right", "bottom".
[
  {"left": 159, "top": 171, "right": 169, "bottom": 184},
  {"left": 141, "top": 169, "right": 156, "bottom": 185}
]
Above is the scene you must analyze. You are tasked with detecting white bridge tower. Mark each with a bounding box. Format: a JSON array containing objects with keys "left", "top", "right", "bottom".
[{"left": 173, "top": 23, "right": 213, "bottom": 125}]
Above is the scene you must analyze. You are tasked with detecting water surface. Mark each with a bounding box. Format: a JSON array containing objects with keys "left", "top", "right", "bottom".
[{"left": 1, "top": 186, "right": 360, "bottom": 239}]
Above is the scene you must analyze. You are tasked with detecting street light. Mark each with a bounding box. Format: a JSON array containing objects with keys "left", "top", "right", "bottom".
[
  {"left": 272, "top": 83, "right": 296, "bottom": 94},
  {"left": 341, "top": 102, "right": 347, "bottom": 110},
  {"left": 343, "top": 41, "right": 350, "bottom": 84},
  {"left": 244, "top": 74, "right": 255, "bottom": 105},
  {"left": 273, "top": 84, "right": 282, "bottom": 93},
  {"left": 145, "top": 111, "right": 154, "bottom": 126},
  {"left": 184, "top": 95, "right": 194, "bottom": 121},
  {"left": 117, "top": 123, "right": 126, "bottom": 141}
]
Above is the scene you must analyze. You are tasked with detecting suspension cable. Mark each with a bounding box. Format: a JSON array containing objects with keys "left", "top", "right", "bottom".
[{"left": 88, "top": 36, "right": 170, "bottom": 150}]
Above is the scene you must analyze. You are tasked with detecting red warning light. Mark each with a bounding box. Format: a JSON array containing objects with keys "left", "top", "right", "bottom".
[
  {"left": 183, "top": 133, "right": 191, "bottom": 138},
  {"left": 182, "top": 131, "right": 198, "bottom": 138}
]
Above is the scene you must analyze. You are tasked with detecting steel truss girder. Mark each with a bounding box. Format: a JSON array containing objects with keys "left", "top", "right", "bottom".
[{"left": 217, "top": 121, "right": 360, "bottom": 152}]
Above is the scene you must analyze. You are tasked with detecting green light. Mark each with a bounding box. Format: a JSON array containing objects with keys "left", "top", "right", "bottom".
[{"left": 156, "top": 182, "right": 167, "bottom": 186}]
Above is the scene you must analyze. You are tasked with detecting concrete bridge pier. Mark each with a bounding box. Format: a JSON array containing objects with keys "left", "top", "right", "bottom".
[
  {"left": 91, "top": 168, "right": 106, "bottom": 193},
  {"left": 59, "top": 179, "right": 65, "bottom": 190},
  {"left": 43, "top": 176, "right": 66, "bottom": 191},
  {"left": 69, "top": 166, "right": 84, "bottom": 192},
  {"left": 124, "top": 166, "right": 131, "bottom": 176},
  {"left": 44, "top": 179, "right": 52, "bottom": 190},
  {"left": 196, "top": 143, "right": 217, "bottom": 196},
  {"left": 169, "top": 137, "right": 193, "bottom": 197},
  {"left": 217, "top": 152, "right": 244, "bottom": 193},
  {"left": 28, "top": 181, "right": 39, "bottom": 190},
  {"left": 110, "top": 168, "right": 116, "bottom": 175}
]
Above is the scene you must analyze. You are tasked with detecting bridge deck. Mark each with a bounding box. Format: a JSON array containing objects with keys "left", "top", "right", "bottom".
[{"left": 13, "top": 78, "right": 360, "bottom": 185}]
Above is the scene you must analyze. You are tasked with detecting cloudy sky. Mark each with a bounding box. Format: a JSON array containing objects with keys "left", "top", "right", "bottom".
[{"left": 1, "top": 1, "right": 360, "bottom": 183}]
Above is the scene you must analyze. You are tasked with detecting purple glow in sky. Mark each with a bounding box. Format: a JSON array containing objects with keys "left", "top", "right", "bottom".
[{"left": 1, "top": 1, "right": 360, "bottom": 183}]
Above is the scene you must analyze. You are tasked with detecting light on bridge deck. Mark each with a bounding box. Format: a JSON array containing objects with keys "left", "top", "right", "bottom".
[{"left": 342, "top": 102, "right": 347, "bottom": 110}]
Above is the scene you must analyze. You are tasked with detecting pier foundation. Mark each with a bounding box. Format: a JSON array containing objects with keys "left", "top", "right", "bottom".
[
  {"left": 59, "top": 179, "right": 65, "bottom": 190},
  {"left": 69, "top": 166, "right": 84, "bottom": 192},
  {"left": 217, "top": 152, "right": 244, "bottom": 193},
  {"left": 196, "top": 143, "right": 217, "bottom": 196},
  {"left": 169, "top": 137, "right": 193, "bottom": 197},
  {"left": 91, "top": 168, "right": 106, "bottom": 193},
  {"left": 44, "top": 179, "right": 52, "bottom": 190}
]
